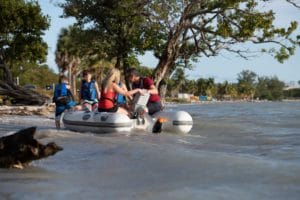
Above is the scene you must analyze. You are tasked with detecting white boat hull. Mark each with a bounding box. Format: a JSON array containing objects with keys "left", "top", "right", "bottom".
[{"left": 63, "top": 110, "right": 193, "bottom": 134}]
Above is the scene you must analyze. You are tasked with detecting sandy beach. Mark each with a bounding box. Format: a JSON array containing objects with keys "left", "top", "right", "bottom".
[{"left": 0, "top": 104, "right": 55, "bottom": 117}]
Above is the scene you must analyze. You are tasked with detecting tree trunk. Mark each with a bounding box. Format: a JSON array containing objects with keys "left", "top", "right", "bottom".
[
  {"left": 67, "top": 58, "right": 81, "bottom": 99},
  {"left": 152, "top": 5, "right": 193, "bottom": 98},
  {"left": 153, "top": 44, "right": 178, "bottom": 98},
  {"left": 0, "top": 63, "right": 14, "bottom": 85},
  {"left": 0, "top": 63, "right": 49, "bottom": 105}
]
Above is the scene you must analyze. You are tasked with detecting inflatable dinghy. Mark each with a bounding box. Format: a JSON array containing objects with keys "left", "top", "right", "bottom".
[
  {"left": 63, "top": 93, "right": 193, "bottom": 134},
  {"left": 62, "top": 109, "right": 193, "bottom": 134}
]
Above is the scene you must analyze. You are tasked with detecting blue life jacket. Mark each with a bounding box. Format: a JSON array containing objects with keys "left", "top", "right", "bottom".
[
  {"left": 117, "top": 82, "right": 126, "bottom": 105},
  {"left": 81, "top": 80, "right": 97, "bottom": 101},
  {"left": 53, "top": 83, "right": 68, "bottom": 100}
]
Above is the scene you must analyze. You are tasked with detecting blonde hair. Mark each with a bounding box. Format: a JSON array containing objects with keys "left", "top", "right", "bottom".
[{"left": 102, "top": 68, "right": 120, "bottom": 89}]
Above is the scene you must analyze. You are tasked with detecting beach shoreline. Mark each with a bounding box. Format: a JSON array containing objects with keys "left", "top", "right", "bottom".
[{"left": 0, "top": 104, "right": 55, "bottom": 117}]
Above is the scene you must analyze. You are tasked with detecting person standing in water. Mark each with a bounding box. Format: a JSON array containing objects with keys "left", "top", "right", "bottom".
[{"left": 53, "top": 75, "right": 77, "bottom": 129}]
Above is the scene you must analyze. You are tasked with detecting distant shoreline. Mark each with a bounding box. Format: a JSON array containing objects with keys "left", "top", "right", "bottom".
[{"left": 165, "top": 98, "right": 300, "bottom": 105}]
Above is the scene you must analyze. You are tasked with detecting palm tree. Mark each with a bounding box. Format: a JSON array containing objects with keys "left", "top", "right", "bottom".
[
  {"left": 171, "top": 68, "right": 187, "bottom": 93},
  {"left": 55, "top": 26, "right": 82, "bottom": 96}
]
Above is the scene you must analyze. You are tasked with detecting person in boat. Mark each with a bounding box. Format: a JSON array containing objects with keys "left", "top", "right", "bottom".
[
  {"left": 79, "top": 69, "right": 101, "bottom": 111},
  {"left": 98, "top": 68, "right": 141, "bottom": 116},
  {"left": 53, "top": 75, "right": 77, "bottom": 129},
  {"left": 127, "top": 68, "right": 163, "bottom": 115}
]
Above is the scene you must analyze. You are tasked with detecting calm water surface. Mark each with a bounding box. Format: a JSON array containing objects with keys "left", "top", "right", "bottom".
[{"left": 0, "top": 101, "right": 299, "bottom": 200}]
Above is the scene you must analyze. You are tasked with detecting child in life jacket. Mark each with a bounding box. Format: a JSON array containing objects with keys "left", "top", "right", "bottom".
[
  {"left": 53, "top": 75, "right": 77, "bottom": 129},
  {"left": 79, "top": 70, "right": 101, "bottom": 111}
]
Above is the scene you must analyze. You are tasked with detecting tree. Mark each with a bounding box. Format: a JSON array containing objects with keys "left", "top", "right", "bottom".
[
  {"left": 18, "top": 64, "right": 57, "bottom": 88},
  {"left": 170, "top": 68, "right": 187, "bottom": 93},
  {"left": 60, "top": 0, "right": 152, "bottom": 74},
  {"left": 227, "top": 83, "right": 239, "bottom": 100},
  {"left": 60, "top": 1, "right": 299, "bottom": 99},
  {"left": 55, "top": 26, "right": 83, "bottom": 96},
  {"left": 255, "top": 76, "right": 285, "bottom": 100},
  {"left": 237, "top": 70, "right": 257, "bottom": 99},
  {"left": 285, "top": 0, "right": 300, "bottom": 8},
  {"left": 0, "top": 0, "right": 50, "bottom": 105},
  {"left": 196, "top": 77, "right": 216, "bottom": 97},
  {"left": 216, "top": 81, "right": 229, "bottom": 100},
  {"left": 55, "top": 24, "right": 128, "bottom": 98},
  {"left": 186, "top": 79, "right": 197, "bottom": 95},
  {"left": 147, "top": 0, "right": 299, "bottom": 95}
]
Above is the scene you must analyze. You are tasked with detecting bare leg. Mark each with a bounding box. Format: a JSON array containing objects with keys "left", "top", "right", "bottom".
[
  {"left": 55, "top": 115, "right": 61, "bottom": 129},
  {"left": 55, "top": 120, "right": 60, "bottom": 129}
]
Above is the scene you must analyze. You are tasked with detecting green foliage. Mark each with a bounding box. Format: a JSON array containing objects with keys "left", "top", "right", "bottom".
[
  {"left": 59, "top": 0, "right": 299, "bottom": 91},
  {"left": 237, "top": 70, "right": 257, "bottom": 96},
  {"left": 0, "top": 0, "right": 50, "bottom": 66},
  {"left": 135, "top": 66, "right": 153, "bottom": 78},
  {"left": 19, "top": 64, "right": 58, "bottom": 88},
  {"left": 170, "top": 68, "right": 187, "bottom": 92},
  {"left": 195, "top": 77, "right": 216, "bottom": 96},
  {"left": 55, "top": 25, "right": 82, "bottom": 72},
  {"left": 60, "top": 0, "right": 152, "bottom": 70},
  {"left": 165, "top": 70, "right": 287, "bottom": 101},
  {"left": 255, "top": 76, "right": 285, "bottom": 100},
  {"left": 283, "top": 88, "right": 300, "bottom": 98}
]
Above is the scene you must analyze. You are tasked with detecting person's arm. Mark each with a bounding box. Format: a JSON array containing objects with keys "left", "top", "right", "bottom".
[
  {"left": 95, "top": 82, "right": 101, "bottom": 100},
  {"left": 128, "top": 88, "right": 143, "bottom": 96},
  {"left": 112, "top": 83, "right": 141, "bottom": 100},
  {"left": 78, "top": 82, "right": 83, "bottom": 102},
  {"left": 121, "top": 82, "right": 128, "bottom": 92}
]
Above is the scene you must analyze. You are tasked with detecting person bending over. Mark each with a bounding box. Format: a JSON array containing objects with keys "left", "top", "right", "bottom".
[{"left": 127, "top": 68, "right": 163, "bottom": 115}]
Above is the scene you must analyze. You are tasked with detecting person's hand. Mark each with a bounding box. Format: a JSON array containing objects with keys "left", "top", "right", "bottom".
[{"left": 127, "top": 94, "right": 133, "bottom": 100}]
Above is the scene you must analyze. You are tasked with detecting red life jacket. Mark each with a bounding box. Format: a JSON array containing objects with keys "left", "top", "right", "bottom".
[{"left": 98, "top": 90, "right": 117, "bottom": 109}]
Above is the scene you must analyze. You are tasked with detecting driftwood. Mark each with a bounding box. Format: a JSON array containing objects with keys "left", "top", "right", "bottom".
[
  {"left": 0, "top": 63, "right": 49, "bottom": 105},
  {"left": 0, "top": 80, "right": 49, "bottom": 105},
  {"left": 0, "top": 127, "right": 63, "bottom": 169}
]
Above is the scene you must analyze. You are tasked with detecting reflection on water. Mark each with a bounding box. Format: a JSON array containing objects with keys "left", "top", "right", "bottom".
[{"left": 0, "top": 101, "right": 300, "bottom": 200}]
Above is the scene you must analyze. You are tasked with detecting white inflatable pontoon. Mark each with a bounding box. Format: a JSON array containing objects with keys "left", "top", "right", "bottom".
[
  {"left": 62, "top": 93, "right": 193, "bottom": 134},
  {"left": 63, "top": 109, "right": 193, "bottom": 134}
]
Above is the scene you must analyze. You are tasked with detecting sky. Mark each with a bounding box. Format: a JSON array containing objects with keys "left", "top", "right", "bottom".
[{"left": 39, "top": 0, "right": 300, "bottom": 86}]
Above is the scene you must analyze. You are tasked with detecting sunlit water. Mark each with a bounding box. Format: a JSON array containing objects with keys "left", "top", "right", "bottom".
[{"left": 0, "top": 101, "right": 300, "bottom": 200}]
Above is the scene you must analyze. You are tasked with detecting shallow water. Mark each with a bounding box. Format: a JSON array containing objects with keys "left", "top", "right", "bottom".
[{"left": 0, "top": 101, "right": 300, "bottom": 200}]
